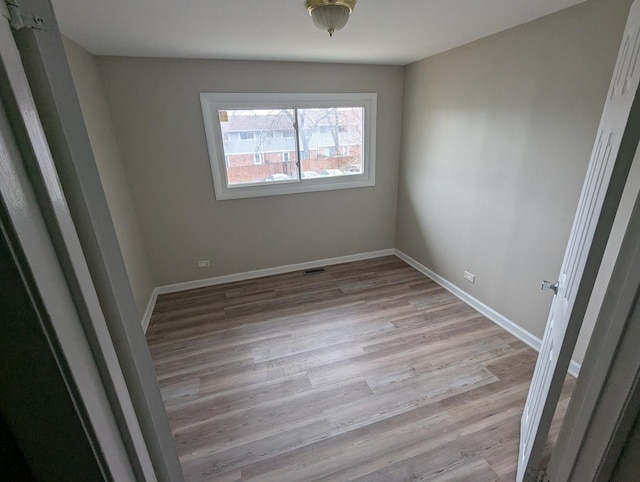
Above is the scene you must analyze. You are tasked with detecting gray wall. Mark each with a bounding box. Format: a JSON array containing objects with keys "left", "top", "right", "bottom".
[
  {"left": 97, "top": 58, "right": 404, "bottom": 286},
  {"left": 395, "top": 0, "right": 633, "bottom": 347},
  {"left": 63, "top": 38, "right": 154, "bottom": 319}
]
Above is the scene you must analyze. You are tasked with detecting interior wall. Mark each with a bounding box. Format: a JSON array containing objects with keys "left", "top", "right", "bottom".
[
  {"left": 96, "top": 57, "right": 404, "bottom": 286},
  {"left": 62, "top": 38, "right": 154, "bottom": 319},
  {"left": 396, "top": 0, "right": 633, "bottom": 346}
]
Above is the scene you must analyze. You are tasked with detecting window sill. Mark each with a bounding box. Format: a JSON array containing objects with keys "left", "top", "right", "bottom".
[{"left": 215, "top": 175, "right": 375, "bottom": 200}]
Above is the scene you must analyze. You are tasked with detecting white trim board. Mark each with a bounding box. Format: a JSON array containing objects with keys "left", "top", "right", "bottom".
[
  {"left": 155, "top": 249, "right": 395, "bottom": 295},
  {"left": 394, "top": 249, "right": 581, "bottom": 378},
  {"left": 141, "top": 289, "right": 158, "bottom": 333},
  {"left": 141, "top": 249, "right": 395, "bottom": 332}
]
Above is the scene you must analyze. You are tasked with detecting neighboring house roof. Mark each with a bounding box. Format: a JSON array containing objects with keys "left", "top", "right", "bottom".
[{"left": 219, "top": 108, "right": 362, "bottom": 133}]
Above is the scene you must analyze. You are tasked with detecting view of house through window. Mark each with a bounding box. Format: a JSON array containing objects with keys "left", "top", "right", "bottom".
[{"left": 219, "top": 107, "right": 364, "bottom": 186}]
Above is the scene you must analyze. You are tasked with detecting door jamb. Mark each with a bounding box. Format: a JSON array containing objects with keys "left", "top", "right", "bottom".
[{"left": 548, "top": 148, "right": 640, "bottom": 480}]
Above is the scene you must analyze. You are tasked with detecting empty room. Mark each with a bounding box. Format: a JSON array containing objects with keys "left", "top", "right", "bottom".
[{"left": 3, "top": 0, "right": 640, "bottom": 480}]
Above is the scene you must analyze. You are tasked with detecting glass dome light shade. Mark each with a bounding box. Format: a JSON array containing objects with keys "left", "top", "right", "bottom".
[
  {"left": 310, "top": 5, "right": 350, "bottom": 36},
  {"left": 305, "top": 0, "right": 356, "bottom": 37}
]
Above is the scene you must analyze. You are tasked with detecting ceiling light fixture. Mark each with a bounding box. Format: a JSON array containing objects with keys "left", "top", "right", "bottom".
[{"left": 305, "top": 0, "right": 356, "bottom": 38}]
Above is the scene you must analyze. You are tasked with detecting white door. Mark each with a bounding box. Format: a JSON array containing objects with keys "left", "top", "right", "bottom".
[{"left": 517, "top": 2, "right": 640, "bottom": 480}]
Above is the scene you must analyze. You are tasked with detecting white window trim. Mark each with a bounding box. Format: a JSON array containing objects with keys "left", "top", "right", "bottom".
[{"left": 200, "top": 92, "right": 377, "bottom": 201}]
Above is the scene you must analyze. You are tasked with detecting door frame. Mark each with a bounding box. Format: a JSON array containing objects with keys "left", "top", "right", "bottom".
[
  {"left": 1, "top": 0, "right": 182, "bottom": 480},
  {"left": 548, "top": 146, "right": 640, "bottom": 480},
  {"left": 0, "top": 11, "right": 137, "bottom": 480}
]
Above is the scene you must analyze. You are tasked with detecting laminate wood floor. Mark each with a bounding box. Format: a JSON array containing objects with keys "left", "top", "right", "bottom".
[{"left": 146, "top": 256, "right": 575, "bottom": 481}]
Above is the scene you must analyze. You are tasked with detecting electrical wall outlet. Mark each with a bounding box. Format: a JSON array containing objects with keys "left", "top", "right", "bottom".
[
  {"left": 464, "top": 271, "right": 476, "bottom": 283},
  {"left": 197, "top": 259, "right": 211, "bottom": 268}
]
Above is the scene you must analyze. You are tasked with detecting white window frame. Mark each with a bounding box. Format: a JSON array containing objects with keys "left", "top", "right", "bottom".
[
  {"left": 200, "top": 92, "right": 377, "bottom": 201},
  {"left": 283, "top": 152, "right": 291, "bottom": 162},
  {"left": 253, "top": 153, "right": 263, "bottom": 165}
]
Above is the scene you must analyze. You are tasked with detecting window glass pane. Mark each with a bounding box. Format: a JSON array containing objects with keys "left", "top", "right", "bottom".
[
  {"left": 296, "top": 107, "right": 364, "bottom": 179},
  {"left": 219, "top": 109, "right": 299, "bottom": 186}
]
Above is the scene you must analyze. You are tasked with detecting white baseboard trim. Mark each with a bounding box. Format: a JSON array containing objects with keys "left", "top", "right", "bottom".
[
  {"left": 154, "top": 249, "right": 396, "bottom": 296},
  {"left": 570, "top": 360, "right": 581, "bottom": 378},
  {"left": 141, "top": 289, "right": 158, "bottom": 334},
  {"left": 394, "top": 249, "right": 581, "bottom": 378}
]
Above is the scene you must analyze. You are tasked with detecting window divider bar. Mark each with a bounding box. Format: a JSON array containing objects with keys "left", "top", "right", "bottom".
[{"left": 293, "top": 107, "right": 302, "bottom": 181}]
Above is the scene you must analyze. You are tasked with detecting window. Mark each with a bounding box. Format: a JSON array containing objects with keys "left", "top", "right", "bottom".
[
  {"left": 321, "top": 147, "right": 337, "bottom": 157},
  {"left": 200, "top": 92, "right": 376, "bottom": 200}
]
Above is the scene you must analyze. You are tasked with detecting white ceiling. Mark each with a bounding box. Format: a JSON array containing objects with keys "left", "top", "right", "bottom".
[{"left": 51, "top": 0, "right": 587, "bottom": 66}]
